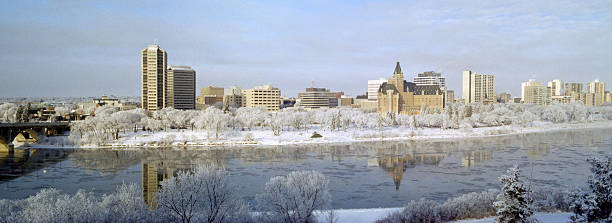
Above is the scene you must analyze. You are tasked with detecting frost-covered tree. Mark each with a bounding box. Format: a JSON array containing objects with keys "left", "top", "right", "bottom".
[
  {"left": 100, "top": 183, "right": 151, "bottom": 223},
  {"left": 493, "top": 165, "right": 536, "bottom": 223},
  {"left": 266, "top": 112, "right": 284, "bottom": 136},
  {"left": 156, "top": 164, "right": 248, "bottom": 223},
  {"left": 569, "top": 157, "right": 612, "bottom": 223},
  {"left": 195, "top": 107, "right": 230, "bottom": 139},
  {"left": 0, "top": 103, "right": 18, "bottom": 123},
  {"left": 257, "top": 170, "right": 331, "bottom": 223},
  {"left": 236, "top": 106, "right": 267, "bottom": 130}
]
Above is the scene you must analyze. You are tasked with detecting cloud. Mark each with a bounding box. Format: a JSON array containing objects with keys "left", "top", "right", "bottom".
[{"left": 0, "top": 0, "right": 610, "bottom": 97}]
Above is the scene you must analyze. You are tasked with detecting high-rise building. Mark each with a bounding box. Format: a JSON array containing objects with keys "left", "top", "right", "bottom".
[
  {"left": 462, "top": 70, "right": 495, "bottom": 104},
  {"left": 587, "top": 79, "right": 606, "bottom": 106},
  {"left": 368, "top": 78, "right": 387, "bottom": 101},
  {"left": 242, "top": 85, "right": 281, "bottom": 112},
  {"left": 547, "top": 79, "right": 563, "bottom": 96},
  {"left": 296, "top": 87, "right": 339, "bottom": 109},
  {"left": 166, "top": 66, "right": 196, "bottom": 110},
  {"left": 141, "top": 45, "right": 167, "bottom": 111},
  {"left": 523, "top": 80, "right": 551, "bottom": 106},
  {"left": 564, "top": 83, "right": 583, "bottom": 94},
  {"left": 414, "top": 71, "right": 446, "bottom": 87},
  {"left": 521, "top": 79, "right": 541, "bottom": 102}
]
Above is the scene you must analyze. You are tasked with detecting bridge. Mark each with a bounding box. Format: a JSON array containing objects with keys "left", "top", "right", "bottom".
[{"left": 0, "top": 122, "right": 71, "bottom": 151}]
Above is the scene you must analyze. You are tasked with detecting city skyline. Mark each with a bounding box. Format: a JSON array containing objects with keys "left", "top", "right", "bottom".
[{"left": 1, "top": 1, "right": 612, "bottom": 98}]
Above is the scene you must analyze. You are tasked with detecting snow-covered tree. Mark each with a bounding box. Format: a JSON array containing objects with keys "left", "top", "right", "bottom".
[
  {"left": 156, "top": 164, "right": 248, "bottom": 223},
  {"left": 0, "top": 103, "right": 18, "bottom": 123},
  {"left": 569, "top": 157, "right": 612, "bottom": 223},
  {"left": 236, "top": 106, "right": 267, "bottom": 130},
  {"left": 195, "top": 107, "right": 230, "bottom": 139},
  {"left": 493, "top": 165, "right": 536, "bottom": 223},
  {"left": 100, "top": 183, "right": 151, "bottom": 223},
  {"left": 257, "top": 170, "right": 331, "bottom": 223}
]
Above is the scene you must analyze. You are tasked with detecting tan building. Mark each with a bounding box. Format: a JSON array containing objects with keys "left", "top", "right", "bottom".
[
  {"left": 547, "top": 79, "right": 563, "bottom": 96},
  {"left": 564, "top": 82, "right": 583, "bottom": 95},
  {"left": 462, "top": 70, "right": 494, "bottom": 104},
  {"left": 521, "top": 79, "right": 541, "bottom": 102},
  {"left": 141, "top": 45, "right": 168, "bottom": 111},
  {"left": 606, "top": 92, "right": 612, "bottom": 104},
  {"left": 587, "top": 79, "right": 605, "bottom": 106},
  {"left": 523, "top": 84, "right": 551, "bottom": 105},
  {"left": 167, "top": 66, "right": 196, "bottom": 109},
  {"left": 197, "top": 86, "right": 224, "bottom": 106},
  {"left": 297, "top": 87, "right": 339, "bottom": 109},
  {"left": 242, "top": 85, "right": 281, "bottom": 112},
  {"left": 339, "top": 96, "right": 354, "bottom": 107},
  {"left": 377, "top": 62, "right": 444, "bottom": 115}
]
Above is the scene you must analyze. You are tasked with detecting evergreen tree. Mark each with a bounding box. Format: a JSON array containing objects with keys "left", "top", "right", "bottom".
[
  {"left": 569, "top": 157, "right": 612, "bottom": 223},
  {"left": 493, "top": 165, "right": 537, "bottom": 223}
]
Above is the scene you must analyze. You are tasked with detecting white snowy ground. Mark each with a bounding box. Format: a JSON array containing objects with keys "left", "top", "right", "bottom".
[
  {"left": 79, "top": 120, "right": 612, "bottom": 149},
  {"left": 310, "top": 208, "right": 571, "bottom": 223}
]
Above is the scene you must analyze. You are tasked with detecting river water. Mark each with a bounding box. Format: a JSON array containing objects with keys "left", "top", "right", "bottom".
[{"left": 1, "top": 127, "right": 611, "bottom": 209}]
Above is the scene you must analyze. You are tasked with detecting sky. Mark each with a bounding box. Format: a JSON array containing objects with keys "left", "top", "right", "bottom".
[{"left": 1, "top": 0, "right": 611, "bottom": 98}]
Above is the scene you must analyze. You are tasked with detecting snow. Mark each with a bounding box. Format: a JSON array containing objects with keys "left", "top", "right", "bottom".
[
  {"left": 311, "top": 209, "right": 571, "bottom": 223},
  {"left": 313, "top": 208, "right": 403, "bottom": 223},
  {"left": 450, "top": 212, "right": 572, "bottom": 223},
  {"left": 81, "top": 120, "right": 612, "bottom": 149}
]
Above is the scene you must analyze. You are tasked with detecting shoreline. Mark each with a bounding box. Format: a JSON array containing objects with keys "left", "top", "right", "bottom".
[{"left": 21, "top": 121, "right": 612, "bottom": 150}]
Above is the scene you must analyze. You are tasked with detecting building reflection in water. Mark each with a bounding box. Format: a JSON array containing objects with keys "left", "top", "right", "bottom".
[
  {"left": 376, "top": 150, "right": 446, "bottom": 190},
  {"left": 461, "top": 150, "right": 493, "bottom": 168}
]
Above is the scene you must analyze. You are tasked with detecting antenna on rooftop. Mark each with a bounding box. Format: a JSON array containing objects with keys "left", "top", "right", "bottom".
[
  {"left": 154, "top": 39, "right": 158, "bottom": 45},
  {"left": 311, "top": 81, "right": 315, "bottom": 88}
]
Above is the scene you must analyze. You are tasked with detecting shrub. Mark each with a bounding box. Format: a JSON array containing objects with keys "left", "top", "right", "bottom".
[
  {"left": 376, "top": 199, "right": 442, "bottom": 223},
  {"left": 441, "top": 189, "right": 499, "bottom": 221}
]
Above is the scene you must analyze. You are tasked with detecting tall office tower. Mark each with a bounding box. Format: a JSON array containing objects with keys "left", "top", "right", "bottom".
[
  {"left": 414, "top": 71, "right": 446, "bottom": 87},
  {"left": 368, "top": 78, "right": 387, "bottom": 101},
  {"left": 547, "top": 79, "right": 563, "bottom": 96},
  {"left": 462, "top": 70, "right": 495, "bottom": 104},
  {"left": 521, "top": 79, "right": 541, "bottom": 102},
  {"left": 587, "top": 79, "right": 606, "bottom": 106},
  {"left": 167, "top": 66, "right": 196, "bottom": 109},
  {"left": 141, "top": 45, "right": 168, "bottom": 111},
  {"left": 242, "top": 85, "right": 281, "bottom": 112}
]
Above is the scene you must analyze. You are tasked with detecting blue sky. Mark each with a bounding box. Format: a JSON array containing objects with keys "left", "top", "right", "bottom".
[{"left": 1, "top": 0, "right": 611, "bottom": 98}]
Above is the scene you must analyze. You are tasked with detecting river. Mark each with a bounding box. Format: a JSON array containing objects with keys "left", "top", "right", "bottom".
[{"left": 1, "top": 127, "right": 610, "bottom": 209}]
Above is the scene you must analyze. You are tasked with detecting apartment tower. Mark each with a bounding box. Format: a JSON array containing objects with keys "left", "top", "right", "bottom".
[
  {"left": 167, "top": 66, "right": 196, "bottom": 109},
  {"left": 141, "top": 45, "right": 168, "bottom": 111},
  {"left": 462, "top": 70, "right": 495, "bottom": 104}
]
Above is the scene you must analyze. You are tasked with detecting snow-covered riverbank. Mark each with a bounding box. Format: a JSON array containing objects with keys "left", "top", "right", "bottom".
[
  {"left": 70, "top": 120, "right": 612, "bottom": 149},
  {"left": 311, "top": 209, "right": 571, "bottom": 223}
]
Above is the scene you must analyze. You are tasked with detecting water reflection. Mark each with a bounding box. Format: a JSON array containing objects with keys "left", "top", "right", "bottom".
[
  {"left": 461, "top": 150, "right": 493, "bottom": 168},
  {"left": 0, "top": 127, "right": 610, "bottom": 208}
]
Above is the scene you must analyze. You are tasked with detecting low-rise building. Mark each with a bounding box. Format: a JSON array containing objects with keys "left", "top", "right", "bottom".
[
  {"left": 296, "top": 87, "right": 339, "bottom": 109},
  {"left": 242, "top": 85, "right": 281, "bottom": 112}
]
